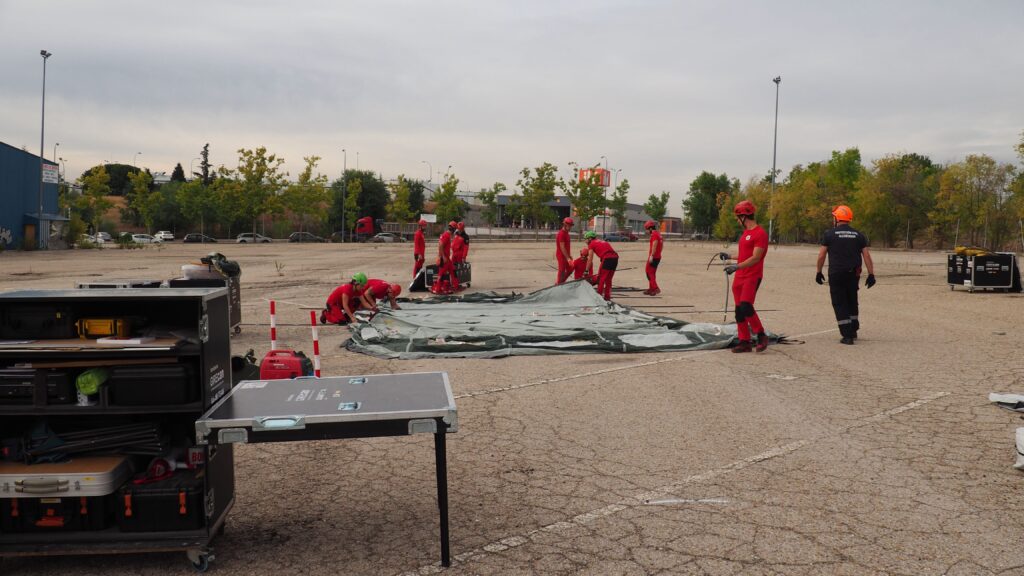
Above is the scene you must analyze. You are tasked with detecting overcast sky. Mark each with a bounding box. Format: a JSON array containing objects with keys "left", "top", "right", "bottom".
[{"left": 2, "top": 1, "right": 1021, "bottom": 216}]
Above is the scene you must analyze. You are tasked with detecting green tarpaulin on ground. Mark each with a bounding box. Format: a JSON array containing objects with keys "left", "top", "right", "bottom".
[{"left": 346, "top": 281, "right": 752, "bottom": 359}]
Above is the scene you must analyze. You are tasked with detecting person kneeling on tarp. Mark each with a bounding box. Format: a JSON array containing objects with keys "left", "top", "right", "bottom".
[
  {"left": 584, "top": 231, "right": 618, "bottom": 300},
  {"left": 321, "top": 273, "right": 371, "bottom": 325},
  {"left": 361, "top": 278, "right": 403, "bottom": 312},
  {"left": 572, "top": 247, "right": 595, "bottom": 284}
]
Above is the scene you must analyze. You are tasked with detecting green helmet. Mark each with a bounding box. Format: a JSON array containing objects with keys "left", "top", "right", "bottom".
[
  {"left": 583, "top": 231, "right": 597, "bottom": 240},
  {"left": 352, "top": 272, "right": 368, "bottom": 285}
]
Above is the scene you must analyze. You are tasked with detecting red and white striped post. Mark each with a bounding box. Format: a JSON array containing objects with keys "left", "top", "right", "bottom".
[
  {"left": 269, "top": 300, "right": 278, "bottom": 350},
  {"left": 309, "top": 310, "right": 321, "bottom": 378}
]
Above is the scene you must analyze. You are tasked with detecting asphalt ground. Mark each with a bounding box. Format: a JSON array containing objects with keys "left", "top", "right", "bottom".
[{"left": 1, "top": 240, "right": 1022, "bottom": 575}]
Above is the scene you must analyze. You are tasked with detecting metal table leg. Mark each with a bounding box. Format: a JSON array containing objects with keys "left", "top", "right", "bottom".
[{"left": 434, "top": 428, "right": 451, "bottom": 567}]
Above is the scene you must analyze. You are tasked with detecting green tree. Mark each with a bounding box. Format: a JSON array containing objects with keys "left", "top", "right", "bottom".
[
  {"left": 853, "top": 153, "right": 939, "bottom": 248},
  {"left": 432, "top": 173, "right": 464, "bottom": 224},
  {"left": 477, "top": 182, "right": 505, "bottom": 226},
  {"left": 683, "top": 171, "right": 733, "bottom": 234},
  {"left": 230, "top": 147, "right": 289, "bottom": 237},
  {"left": 171, "top": 163, "right": 186, "bottom": 183},
  {"left": 343, "top": 170, "right": 389, "bottom": 221},
  {"left": 127, "top": 170, "right": 157, "bottom": 232},
  {"left": 344, "top": 178, "right": 361, "bottom": 238},
  {"left": 561, "top": 163, "right": 606, "bottom": 237},
  {"left": 387, "top": 175, "right": 415, "bottom": 222},
  {"left": 196, "top": 143, "right": 213, "bottom": 185},
  {"left": 408, "top": 179, "right": 426, "bottom": 214},
  {"left": 932, "top": 154, "right": 1015, "bottom": 249},
  {"left": 75, "top": 165, "right": 114, "bottom": 234},
  {"left": 177, "top": 179, "right": 219, "bottom": 236},
  {"left": 282, "top": 156, "right": 329, "bottom": 233},
  {"left": 608, "top": 178, "right": 630, "bottom": 229},
  {"left": 516, "top": 162, "right": 560, "bottom": 231},
  {"left": 643, "top": 191, "right": 671, "bottom": 223},
  {"left": 211, "top": 169, "right": 246, "bottom": 238}
]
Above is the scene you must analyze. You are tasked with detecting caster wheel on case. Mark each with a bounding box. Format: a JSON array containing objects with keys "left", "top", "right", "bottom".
[
  {"left": 187, "top": 549, "right": 213, "bottom": 573},
  {"left": 233, "top": 326, "right": 241, "bottom": 335}
]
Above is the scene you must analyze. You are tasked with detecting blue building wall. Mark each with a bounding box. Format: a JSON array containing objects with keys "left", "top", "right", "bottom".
[{"left": 0, "top": 141, "right": 59, "bottom": 247}]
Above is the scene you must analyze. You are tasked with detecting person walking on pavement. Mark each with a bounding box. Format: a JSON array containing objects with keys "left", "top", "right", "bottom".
[
  {"left": 555, "top": 217, "right": 574, "bottom": 284},
  {"left": 584, "top": 231, "right": 619, "bottom": 300},
  {"left": 413, "top": 219, "right": 427, "bottom": 279},
  {"left": 816, "top": 205, "right": 876, "bottom": 345},
  {"left": 643, "top": 220, "right": 663, "bottom": 295},
  {"left": 321, "top": 273, "right": 371, "bottom": 325},
  {"left": 718, "top": 200, "right": 769, "bottom": 353}
]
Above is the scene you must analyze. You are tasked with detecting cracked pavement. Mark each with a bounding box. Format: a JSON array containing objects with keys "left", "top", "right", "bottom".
[{"left": 0, "top": 241, "right": 1021, "bottom": 575}]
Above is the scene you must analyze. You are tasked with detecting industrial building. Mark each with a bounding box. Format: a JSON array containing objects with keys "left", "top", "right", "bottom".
[{"left": 0, "top": 141, "right": 64, "bottom": 249}]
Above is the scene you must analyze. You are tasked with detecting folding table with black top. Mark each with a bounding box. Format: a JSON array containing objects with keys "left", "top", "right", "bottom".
[{"left": 194, "top": 371, "right": 458, "bottom": 567}]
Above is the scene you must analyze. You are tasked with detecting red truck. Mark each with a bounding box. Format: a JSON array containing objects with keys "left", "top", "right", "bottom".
[{"left": 355, "top": 216, "right": 375, "bottom": 241}]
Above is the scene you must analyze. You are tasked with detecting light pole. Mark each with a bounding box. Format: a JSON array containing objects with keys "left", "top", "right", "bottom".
[
  {"left": 356, "top": 151, "right": 359, "bottom": 170},
  {"left": 768, "top": 76, "right": 781, "bottom": 243},
  {"left": 38, "top": 49, "right": 52, "bottom": 248},
  {"left": 421, "top": 160, "right": 431, "bottom": 183},
  {"left": 600, "top": 156, "right": 608, "bottom": 234},
  {"left": 133, "top": 151, "right": 141, "bottom": 168},
  {"left": 341, "top": 149, "right": 347, "bottom": 243},
  {"left": 189, "top": 157, "right": 201, "bottom": 180},
  {"left": 53, "top": 142, "right": 59, "bottom": 161}
]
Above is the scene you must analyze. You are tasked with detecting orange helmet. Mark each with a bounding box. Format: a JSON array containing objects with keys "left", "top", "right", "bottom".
[
  {"left": 832, "top": 205, "right": 853, "bottom": 222},
  {"left": 563, "top": 217, "right": 574, "bottom": 226},
  {"left": 644, "top": 220, "right": 656, "bottom": 229},
  {"left": 734, "top": 200, "right": 756, "bottom": 216},
  {"left": 390, "top": 283, "right": 402, "bottom": 297},
  {"left": 418, "top": 219, "right": 427, "bottom": 227}
]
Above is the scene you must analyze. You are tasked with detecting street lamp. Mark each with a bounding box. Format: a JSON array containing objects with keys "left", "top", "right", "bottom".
[
  {"left": 340, "top": 149, "right": 347, "bottom": 243},
  {"left": 356, "top": 152, "right": 359, "bottom": 170},
  {"left": 133, "top": 151, "right": 141, "bottom": 167},
  {"left": 421, "top": 160, "right": 432, "bottom": 183},
  {"left": 53, "top": 142, "right": 59, "bottom": 161},
  {"left": 768, "top": 76, "right": 781, "bottom": 243},
  {"left": 189, "top": 157, "right": 201, "bottom": 180},
  {"left": 599, "top": 156, "right": 609, "bottom": 234},
  {"left": 38, "top": 49, "right": 52, "bottom": 248}
]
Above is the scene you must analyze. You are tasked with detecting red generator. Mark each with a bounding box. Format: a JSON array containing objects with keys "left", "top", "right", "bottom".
[{"left": 259, "top": 350, "right": 312, "bottom": 380}]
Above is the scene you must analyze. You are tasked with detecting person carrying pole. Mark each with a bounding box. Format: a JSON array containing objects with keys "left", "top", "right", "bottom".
[
  {"left": 584, "top": 231, "right": 618, "bottom": 300},
  {"left": 362, "top": 278, "right": 403, "bottom": 311},
  {"left": 321, "top": 273, "right": 370, "bottom": 325},
  {"left": 718, "top": 200, "right": 769, "bottom": 353},
  {"left": 643, "top": 220, "right": 663, "bottom": 295},
  {"left": 815, "top": 205, "right": 875, "bottom": 345},
  {"left": 555, "top": 217, "right": 574, "bottom": 284},
  {"left": 413, "top": 219, "right": 427, "bottom": 279},
  {"left": 432, "top": 221, "right": 458, "bottom": 293}
]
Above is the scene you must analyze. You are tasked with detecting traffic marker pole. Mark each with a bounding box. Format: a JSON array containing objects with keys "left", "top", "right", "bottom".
[
  {"left": 309, "top": 310, "right": 321, "bottom": 378},
  {"left": 270, "top": 300, "right": 278, "bottom": 350}
]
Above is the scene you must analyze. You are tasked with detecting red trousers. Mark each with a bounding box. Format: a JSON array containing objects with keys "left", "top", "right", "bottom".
[
  {"left": 432, "top": 258, "right": 458, "bottom": 292},
  {"left": 645, "top": 258, "right": 660, "bottom": 291},
  {"left": 731, "top": 275, "right": 764, "bottom": 341},
  {"left": 556, "top": 257, "right": 571, "bottom": 284}
]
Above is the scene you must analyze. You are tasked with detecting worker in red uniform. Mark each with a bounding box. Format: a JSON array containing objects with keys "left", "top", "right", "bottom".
[
  {"left": 554, "top": 217, "right": 574, "bottom": 284},
  {"left": 320, "top": 272, "right": 370, "bottom": 325},
  {"left": 432, "top": 221, "right": 458, "bottom": 293},
  {"left": 643, "top": 220, "right": 663, "bottom": 295},
  {"left": 572, "top": 247, "right": 595, "bottom": 283},
  {"left": 455, "top": 222, "right": 470, "bottom": 261},
  {"left": 718, "top": 200, "right": 769, "bottom": 353},
  {"left": 451, "top": 225, "right": 466, "bottom": 265},
  {"left": 412, "top": 219, "right": 427, "bottom": 279},
  {"left": 362, "top": 278, "right": 403, "bottom": 311},
  {"left": 584, "top": 231, "right": 618, "bottom": 300}
]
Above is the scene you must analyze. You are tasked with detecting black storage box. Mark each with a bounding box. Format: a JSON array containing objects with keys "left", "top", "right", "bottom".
[
  {"left": 108, "top": 364, "right": 196, "bottom": 406},
  {"left": 168, "top": 276, "right": 242, "bottom": 334},
  {"left": 424, "top": 262, "right": 472, "bottom": 287},
  {"left": 0, "top": 369, "right": 74, "bottom": 405},
  {"left": 0, "top": 305, "right": 74, "bottom": 340},
  {"left": 116, "top": 471, "right": 204, "bottom": 532},
  {"left": 1, "top": 494, "right": 113, "bottom": 532}
]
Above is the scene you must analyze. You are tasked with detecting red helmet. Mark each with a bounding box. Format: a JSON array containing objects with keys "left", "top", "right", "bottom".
[
  {"left": 418, "top": 219, "right": 427, "bottom": 227},
  {"left": 563, "top": 217, "right": 574, "bottom": 226},
  {"left": 390, "top": 283, "right": 402, "bottom": 297},
  {"left": 734, "top": 200, "right": 756, "bottom": 216},
  {"left": 457, "top": 222, "right": 465, "bottom": 230},
  {"left": 580, "top": 247, "right": 589, "bottom": 257},
  {"left": 448, "top": 221, "right": 457, "bottom": 228},
  {"left": 644, "top": 220, "right": 656, "bottom": 229}
]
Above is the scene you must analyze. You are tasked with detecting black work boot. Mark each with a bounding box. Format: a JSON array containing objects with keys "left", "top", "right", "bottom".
[
  {"left": 840, "top": 337, "right": 854, "bottom": 345},
  {"left": 732, "top": 340, "right": 753, "bottom": 353}
]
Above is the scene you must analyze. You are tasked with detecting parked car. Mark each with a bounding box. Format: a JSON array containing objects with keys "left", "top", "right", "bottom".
[
  {"left": 615, "top": 230, "right": 638, "bottom": 241},
  {"left": 236, "top": 233, "right": 272, "bottom": 243},
  {"left": 155, "top": 230, "right": 175, "bottom": 241},
  {"left": 288, "top": 231, "right": 326, "bottom": 243},
  {"left": 602, "top": 233, "right": 628, "bottom": 242},
  {"left": 183, "top": 233, "right": 218, "bottom": 243},
  {"left": 78, "top": 234, "right": 103, "bottom": 245},
  {"left": 689, "top": 232, "right": 709, "bottom": 241},
  {"left": 96, "top": 232, "right": 112, "bottom": 242},
  {"left": 131, "top": 233, "right": 162, "bottom": 244},
  {"left": 370, "top": 232, "right": 405, "bottom": 243}
]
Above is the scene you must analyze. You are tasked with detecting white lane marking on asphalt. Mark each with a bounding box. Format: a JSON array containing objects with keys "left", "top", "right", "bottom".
[
  {"left": 453, "top": 327, "right": 840, "bottom": 400},
  {"left": 397, "top": 390, "right": 950, "bottom": 576},
  {"left": 261, "top": 297, "right": 318, "bottom": 308},
  {"left": 644, "top": 498, "right": 730, "bottom": 505}
]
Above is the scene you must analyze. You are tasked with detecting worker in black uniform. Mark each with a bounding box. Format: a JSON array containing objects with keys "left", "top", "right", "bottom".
[{"left": 816, "top": 205, "right": 876, "bottom": 345}]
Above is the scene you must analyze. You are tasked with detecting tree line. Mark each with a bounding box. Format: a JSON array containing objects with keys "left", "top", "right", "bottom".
[{"left": 683, "top": 133, "right": 1024, "bottom": 250}]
